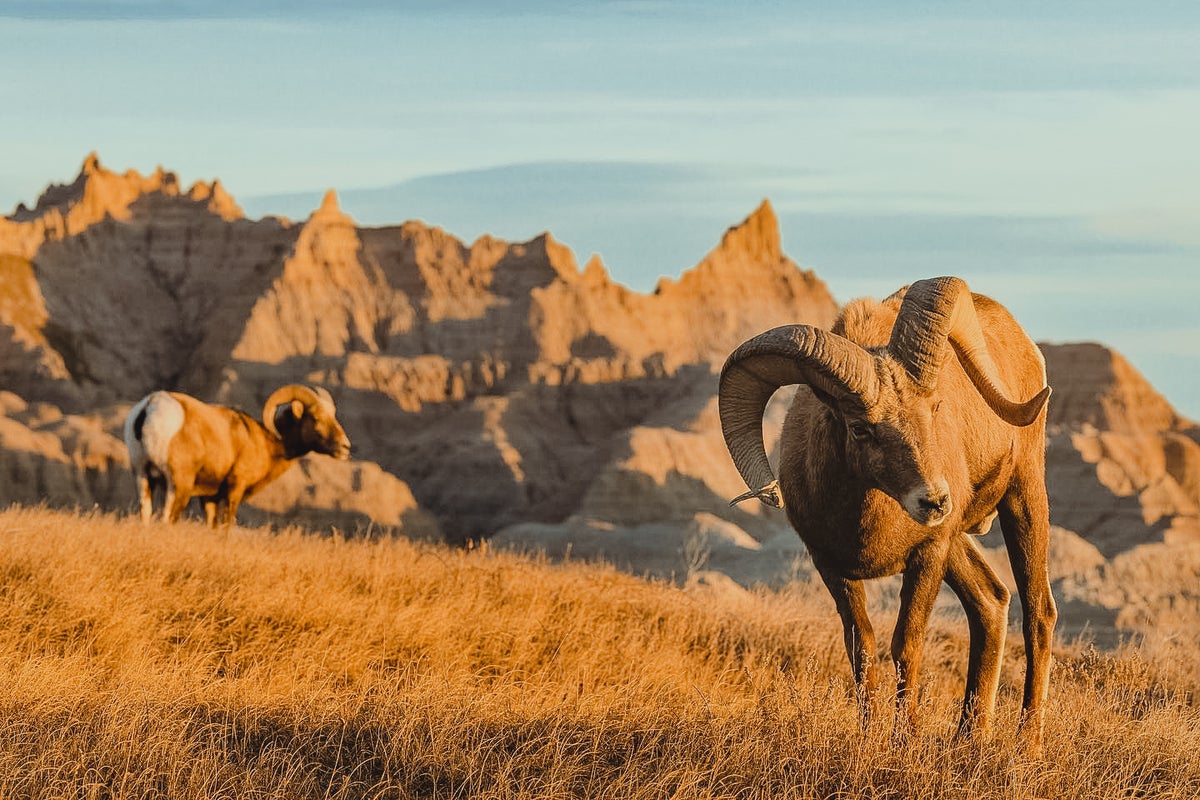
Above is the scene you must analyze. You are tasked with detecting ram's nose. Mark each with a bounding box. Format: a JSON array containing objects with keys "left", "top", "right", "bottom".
[{"left": 903, "top": 480, "right": 953, "bottom": 526}]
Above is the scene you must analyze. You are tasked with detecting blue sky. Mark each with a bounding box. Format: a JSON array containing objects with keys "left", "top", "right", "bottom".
[{"left": 2, "top": 1, "right": 1199, "bottom": 414}]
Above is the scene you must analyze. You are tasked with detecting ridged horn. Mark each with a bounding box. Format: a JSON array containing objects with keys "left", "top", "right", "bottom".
[
  {"left": 889, "top": 276, "right": 1050, "bottom": 426},
  {"left": 719, "top": 325, "right": 879, "bottom": 508},
  {"left": 262, "top": 384, "right": 322, "bottom": 436}
]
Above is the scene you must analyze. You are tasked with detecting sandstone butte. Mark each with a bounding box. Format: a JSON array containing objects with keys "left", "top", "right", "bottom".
[{"left": 1, "top": 154, "right": 1198, "bottom": 644}]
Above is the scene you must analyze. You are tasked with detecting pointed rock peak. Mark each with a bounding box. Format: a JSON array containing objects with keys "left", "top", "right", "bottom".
[
  {"left": 207, "top": 180, "right": 240, "bottom": 219},
  {"left": 751, "top": 197, "right": 776, "bottom": 224},
  {"left": 714, "top": 198, "right": 781, "bottom": 265},
  {"left": 306, "top": 188, "right": 354, "bottom": 226},
  {"left": 187, "top": 181, "right": 212, "bottom": 201},
  {"left": 663, "top": 198, "right": 786, "bottom": 295},
  {"left": 538, "top": 231, "right": 583, "bottom": 279},
  {"left": 582, "top": 254, "right": 610, "bottom": 286},
  {"left": 81, "top": 151, "right": 102, "bottom": 176}
]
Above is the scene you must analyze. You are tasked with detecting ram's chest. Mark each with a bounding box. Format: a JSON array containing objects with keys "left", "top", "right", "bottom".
[{"left": 788, "top": 489, "right": 942, "bottom": 580}]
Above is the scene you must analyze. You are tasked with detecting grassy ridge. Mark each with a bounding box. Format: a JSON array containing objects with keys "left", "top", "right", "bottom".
[{"left": 0, "top": 507, "right": 1195, "bottom": 799}]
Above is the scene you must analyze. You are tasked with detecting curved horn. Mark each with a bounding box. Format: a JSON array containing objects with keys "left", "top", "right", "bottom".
[
  {"left": 889, "top": 276, "right": 1050, "bottom": 426},
  {"left": 262, "top": 384, "right": 322, "bottom": 436},
  {"left": 719, "top": 325, "right": 879, "bottom": 507}
]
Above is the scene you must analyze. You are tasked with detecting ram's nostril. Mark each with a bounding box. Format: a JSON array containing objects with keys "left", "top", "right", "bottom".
[{"left": 918, "top": 494, "right": 950, "bottom": 514}]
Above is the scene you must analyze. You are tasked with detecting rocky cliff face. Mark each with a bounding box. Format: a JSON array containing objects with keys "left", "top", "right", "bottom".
[
  {"left": 1043, "top": 342, "right": 1200, "bottom": 556},
  {"left": 1, "top": 156, "right": 1196, "bottom": 646},
  {"left": 0, "top": 155, "right": 835, "bottom": 541}
]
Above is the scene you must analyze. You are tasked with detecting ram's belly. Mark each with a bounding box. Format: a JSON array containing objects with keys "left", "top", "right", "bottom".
[
  {"left": 190, "top": 475, "right": 228, "bottom": 497},
  {"left": 189, "top": 459, "right": 237, "bottom": 497}
]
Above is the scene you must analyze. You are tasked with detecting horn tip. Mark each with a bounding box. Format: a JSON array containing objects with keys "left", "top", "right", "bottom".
[
  {"left": 729, "top": 480, "right": 784, "bottom": 509},
  {"left": 1014, "top": 385, "right": 1052, "bottom": 427}
]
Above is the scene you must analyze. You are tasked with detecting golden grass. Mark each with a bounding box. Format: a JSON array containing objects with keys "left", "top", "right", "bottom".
[{"left": 0, "top": 506, "right": 1195, "bottom": 799}]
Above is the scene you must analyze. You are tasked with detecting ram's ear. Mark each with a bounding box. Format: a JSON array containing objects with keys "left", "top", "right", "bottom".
[{"left": 290, "top": 400, "right": 304, "bottom": 420}]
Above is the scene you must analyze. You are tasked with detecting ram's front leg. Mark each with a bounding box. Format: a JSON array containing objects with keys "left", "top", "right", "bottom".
[
  {"left": 815, "top": 562, "right": 879, "bottom": 720},
  {"left": 221, "top": 484, "right": 247, "bottom": 528},
  {"left": 205, "top": 486, "right": 234, "bottom": 530},
  {"left": 891, "top": 539, "right": 951, "bottom": 730}
]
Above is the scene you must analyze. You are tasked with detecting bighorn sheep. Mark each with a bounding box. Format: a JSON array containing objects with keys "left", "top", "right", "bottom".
[
  {"left": 719, "top": 276, "right": 1055, "bottom": 751},
  {"left": 124, "top": 385, "right": 351, "bottom": 527}
]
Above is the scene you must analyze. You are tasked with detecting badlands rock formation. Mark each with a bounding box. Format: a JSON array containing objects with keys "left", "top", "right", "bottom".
[
  {"left": 1043, "top": 342, "right": 1200, "bottom": 554},
  {"left": 0, "top": 154, "right": 834, "bottom": 541},
  {"left": 0, "top": 154, "right": 1197, "bottom": 645}
]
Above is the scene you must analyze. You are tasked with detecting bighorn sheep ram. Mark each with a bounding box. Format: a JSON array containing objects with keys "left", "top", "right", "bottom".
[
  {"left": 124, "top": 385, "right": 351, "bottom": 527},
  {"left": 719, "top": 276, "right": 1055, "bottom": 751}
]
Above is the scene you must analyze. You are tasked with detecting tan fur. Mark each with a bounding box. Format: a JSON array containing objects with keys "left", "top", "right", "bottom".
[
  {"left": 768, "top": 288, "right": 1055, "bottom": 752},
  {"left": 127, "top": 388, "right": 351, "bottom": 528}
]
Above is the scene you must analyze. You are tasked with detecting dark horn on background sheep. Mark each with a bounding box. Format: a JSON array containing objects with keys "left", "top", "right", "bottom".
[
  {"left": 719, "top": 325, "right": 879, "bottom": 507},
  {"left": 262, "top": 384, "right": 323, "bottom": 435},
  {"left": 889, "top": 276, "right": 1050, "bottom": 427}
]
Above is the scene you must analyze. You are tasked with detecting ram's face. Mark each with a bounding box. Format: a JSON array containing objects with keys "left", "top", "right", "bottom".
[
  {"left": 841, "top": 365, "right": 951, "bottom": 527},
  {"left": 277, "top": 399, "right": 352, "bottom": 460},
  {"left": 306, "top": 409, "right": 352, "bottom": 460}
]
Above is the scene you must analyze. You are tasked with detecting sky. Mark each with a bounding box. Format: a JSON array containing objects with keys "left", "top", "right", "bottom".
[{"left": 1, "top": 1, "right": 1198, "bottom": 414}]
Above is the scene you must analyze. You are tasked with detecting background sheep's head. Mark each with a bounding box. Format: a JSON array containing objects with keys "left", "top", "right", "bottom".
[
  {"left": 719, "top": 276, "right": 1049, "bottom": 526},
  {"left": 263, "top": 385, "right": 352, "bottom": 461}
]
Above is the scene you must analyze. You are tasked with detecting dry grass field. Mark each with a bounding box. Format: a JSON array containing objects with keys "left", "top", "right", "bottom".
[{"left": 0, "top": 506, "right": 1195, "bottom": 799}]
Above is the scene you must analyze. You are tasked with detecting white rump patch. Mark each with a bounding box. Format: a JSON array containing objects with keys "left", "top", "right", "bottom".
[{"left": 131, "top": 391, "right": 185, "bottom": 469}]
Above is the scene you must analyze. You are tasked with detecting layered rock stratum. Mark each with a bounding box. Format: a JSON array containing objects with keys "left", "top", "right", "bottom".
[{"left": 1, "top": 154, "right": 1196, "bottom": 645}]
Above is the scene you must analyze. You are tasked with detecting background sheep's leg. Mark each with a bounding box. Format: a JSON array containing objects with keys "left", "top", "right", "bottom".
[
  {"left": 221, "top": 485, "right": 246, "bottom": 528},
  {"left": 163, "top": 477, "right": 192, "bottom": 524},
  {"left": 161, "top": 481, "right": 175, "bottom": 524},
  {"left": 216, "top": 498, "right": 232, "bottom": 528},
  {"left": 890, "top": 539, "right": 951, "bottom": 729},
  {"left": 943, "top": 532, "right": 1010, "bottom": 736},
  {"left": 815, "top": 563, "right": 878, "bottom": 717},
  {"left": 203, "top": 499, "right": 219, "bottom": 528},
  {"left": 997, "top": 470, "right": 1056, "bottom": 756},
  {"left": 135, "top": 472, "right": 153, "bottom": 524}
]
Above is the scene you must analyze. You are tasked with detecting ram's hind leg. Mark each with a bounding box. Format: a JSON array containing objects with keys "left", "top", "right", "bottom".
[
  {"left": 944, "top": 532, "right": 1010, "bottom": 737},
  {"left": 814, "top": 562, "right": 878, "bottom": 719},
  {"left": 203, "top": 499, "right": 219, "bottom": 528},
  {"left": 998, "top": 466, "right": 1057, "bottom": 756},
  {"left": 135, "top": 470, "right": 154, "bottom": 524},
  {"left": 163, "top": 475, "right": 193, "bottom": 524}
]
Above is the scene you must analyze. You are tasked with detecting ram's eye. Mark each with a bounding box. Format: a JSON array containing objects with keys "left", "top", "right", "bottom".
[{"left": 848, "top": 422, "right": 871, "bottom": 439}]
